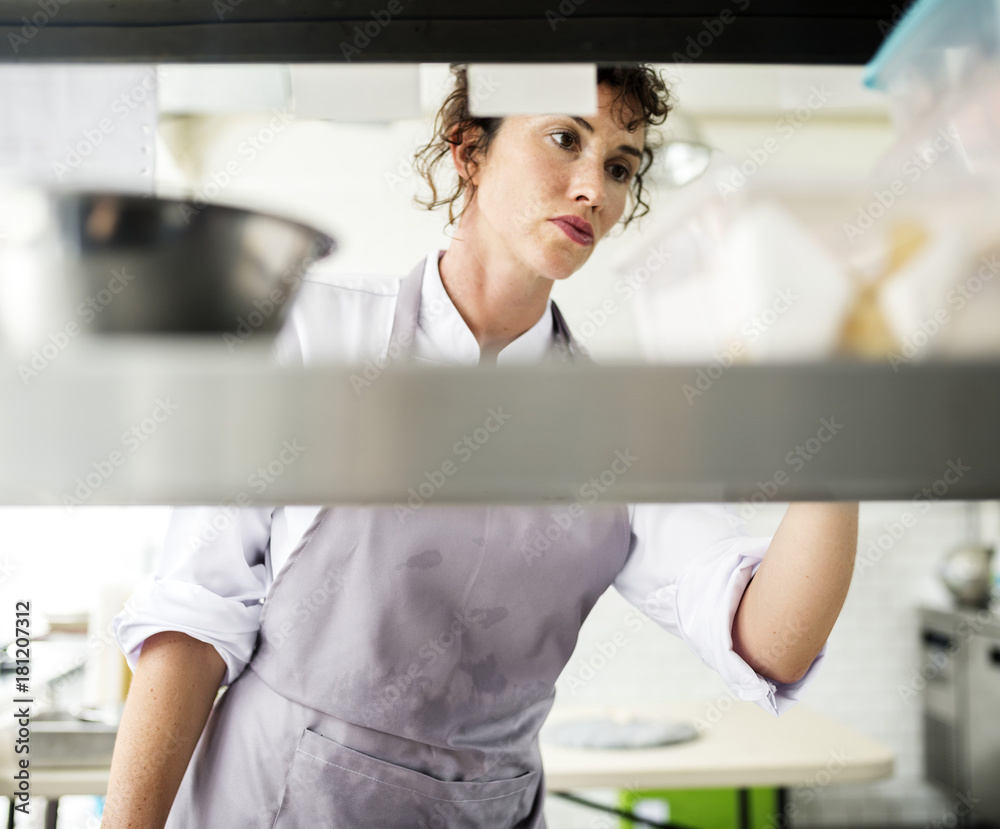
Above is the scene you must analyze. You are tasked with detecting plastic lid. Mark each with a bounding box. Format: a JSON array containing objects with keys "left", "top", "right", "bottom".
[
  {"left": 864, "top": 0, "right": 1000, "bottom": 91},
  {"left": 541, "top": 717, "right": 700, "bottom": 750}
]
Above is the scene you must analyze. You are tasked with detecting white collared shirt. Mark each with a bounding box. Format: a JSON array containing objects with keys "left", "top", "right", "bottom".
[
  {"left": 113, "top": 249, "right": 824, "bottom": 717},
  {"left": 413, "top": 250, "right": 555, "bottom": 366}
]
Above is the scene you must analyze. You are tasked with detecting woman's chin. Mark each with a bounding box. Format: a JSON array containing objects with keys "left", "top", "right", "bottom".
[
  {"left": 527, "top": 241, "right": 590, "bottom": 281},
  {"left": 546, "top": 250, "right": 591, "bottom": 281}
]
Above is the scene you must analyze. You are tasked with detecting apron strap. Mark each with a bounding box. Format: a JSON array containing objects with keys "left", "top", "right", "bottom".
[
  {"left": 385, "top": 255, "right": 427, "bottom": 362},
  {"left": 549, "top": 300, "right": 583, "bottom": 365}
]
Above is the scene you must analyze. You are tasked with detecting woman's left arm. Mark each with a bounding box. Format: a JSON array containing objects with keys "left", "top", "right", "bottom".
[{"left": 731, "top": 503, "right": 859, "bottom": 686}]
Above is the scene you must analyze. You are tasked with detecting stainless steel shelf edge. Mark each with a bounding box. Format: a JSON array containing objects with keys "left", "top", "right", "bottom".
[{"left": 2, "top": 349, "right": 997, "bottom": 506}]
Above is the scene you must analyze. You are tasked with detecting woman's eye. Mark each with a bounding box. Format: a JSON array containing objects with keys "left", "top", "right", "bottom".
[
  {"left": 552, "top": 130, "right": 577, "bottom": 150},
  {"left": 610, "top": 164, "right": 632, "bottom": 183},
  {"left": 552, "top": 130, "right": 631, "bottom": 182}
]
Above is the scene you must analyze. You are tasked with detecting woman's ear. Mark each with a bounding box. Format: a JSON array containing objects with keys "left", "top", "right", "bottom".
[{"left": 448, "top": 124, "right": 482, "bottom": 187}]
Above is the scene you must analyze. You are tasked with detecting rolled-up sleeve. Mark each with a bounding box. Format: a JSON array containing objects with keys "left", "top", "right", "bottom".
[
  {"left": 112, "top": 505, "right": 273, "bottom": 687},
  {"left": 613, "top": 503, "right": 826, "bottom": 717}
]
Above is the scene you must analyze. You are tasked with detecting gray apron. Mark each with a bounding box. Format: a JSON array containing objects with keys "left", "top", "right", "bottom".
[{"left": 165, "top": 255, "right": 631, "bottom": 829}]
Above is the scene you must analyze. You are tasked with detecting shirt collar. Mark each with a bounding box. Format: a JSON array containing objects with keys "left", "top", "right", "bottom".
[{"left": 416, "top": 249, "right": 556, "bottom": 366}]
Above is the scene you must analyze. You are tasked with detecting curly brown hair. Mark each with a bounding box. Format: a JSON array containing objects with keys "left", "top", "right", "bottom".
[{"left": 412, "top": 64, "right": 672, "bottom": 234}]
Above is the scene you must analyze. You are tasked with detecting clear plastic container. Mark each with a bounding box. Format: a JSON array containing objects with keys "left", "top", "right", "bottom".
[
  {"left": 872, "top": 62, "right": 1000, "bottom": 182},
  {"left": 866, "top": 0, "right": 1000, "bottom": 182},
  {"left": 612, "top": 171, "right": 1000, "bottom": 364},
  {"left": 613, "top": 174, "right": 863, "bottom": 364},
  {"left": 864, "top": 0, "right": 1000, "bottom": 131}
]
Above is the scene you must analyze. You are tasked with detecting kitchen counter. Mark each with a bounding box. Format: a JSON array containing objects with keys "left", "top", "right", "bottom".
[
  {"left": 541, "top": 702, "right": 894, "bottom": 791},
  {"left": 0, "top": 768, "right": 109, "bottom": 800}
]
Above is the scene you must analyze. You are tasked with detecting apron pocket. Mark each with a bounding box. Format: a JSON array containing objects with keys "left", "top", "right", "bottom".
[{"left": 272, "top": 728, "right": 540, "bottom": 829}]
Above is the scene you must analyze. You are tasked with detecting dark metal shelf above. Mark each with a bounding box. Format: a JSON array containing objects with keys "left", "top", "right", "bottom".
[{"left": 0, "top": 1, "right": 911, "bottom": 64}]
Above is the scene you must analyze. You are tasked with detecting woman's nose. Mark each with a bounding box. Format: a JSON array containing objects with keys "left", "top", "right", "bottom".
[{"left": 569, "top": 160, "right": 606, "bottom": 207}]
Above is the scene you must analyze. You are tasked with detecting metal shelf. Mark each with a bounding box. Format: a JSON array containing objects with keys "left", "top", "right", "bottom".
[
  {"left": 3, "top": 341, "right": 996, "bottom": 506},
  {"left": 0, "top": 1, "right": 907, "bottom": 64}
]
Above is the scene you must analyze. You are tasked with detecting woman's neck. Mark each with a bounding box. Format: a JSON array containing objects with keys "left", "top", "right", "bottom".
[{"left": 437, "top": 224, "right": 554, "bottom": 361}]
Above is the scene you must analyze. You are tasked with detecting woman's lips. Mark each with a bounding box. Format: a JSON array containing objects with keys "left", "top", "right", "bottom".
[{"left": 550, "top": 219, "right": 594, "bottom": 246}]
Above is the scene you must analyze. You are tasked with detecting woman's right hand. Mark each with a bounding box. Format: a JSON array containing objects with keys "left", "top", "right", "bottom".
[{"left": 101, "top": 631, "right": 226, "bottom": 829}]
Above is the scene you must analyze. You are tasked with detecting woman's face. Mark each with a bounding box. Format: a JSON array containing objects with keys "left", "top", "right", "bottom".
[{"left": 460, "top": 83, "right": 645, "bottom": 281}]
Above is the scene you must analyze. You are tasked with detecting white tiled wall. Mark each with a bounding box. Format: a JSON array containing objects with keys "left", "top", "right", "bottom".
[{"left": 544, "top": 501, "right": 986, "bottom": 827}]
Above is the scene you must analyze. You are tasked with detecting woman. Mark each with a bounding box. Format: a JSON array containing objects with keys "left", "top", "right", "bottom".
[{"left": 103, "top": 64, "right": 859, "bottom": 828}]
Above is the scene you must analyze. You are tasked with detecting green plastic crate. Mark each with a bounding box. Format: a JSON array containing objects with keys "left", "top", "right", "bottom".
[{"left": 618, "top": 787, "right": 778, "bottom": 829}]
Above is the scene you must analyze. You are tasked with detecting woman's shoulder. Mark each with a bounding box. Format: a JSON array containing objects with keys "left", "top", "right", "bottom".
[
  {"left": 297, "top": 268, "right": 403, "bottom": 298},
  {"left": 273, "top": 257, "right": 423, "bottom": 367}
]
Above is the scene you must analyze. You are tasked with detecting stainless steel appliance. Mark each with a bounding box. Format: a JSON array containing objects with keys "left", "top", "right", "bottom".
[
  {"left": 0, "top": 186, "right": 335, "bottom": 349},
  {"left": 920, "top": 606, "right": 1000, "bottom": 827}
]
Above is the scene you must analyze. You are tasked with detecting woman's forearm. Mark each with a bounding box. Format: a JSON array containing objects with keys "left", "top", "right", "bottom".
[
  {"left": 731, "top": 502, "right": 859, "bottom": 685},
  {"left": 101, "top": 631, "right": 226, "bottom": 829}
]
